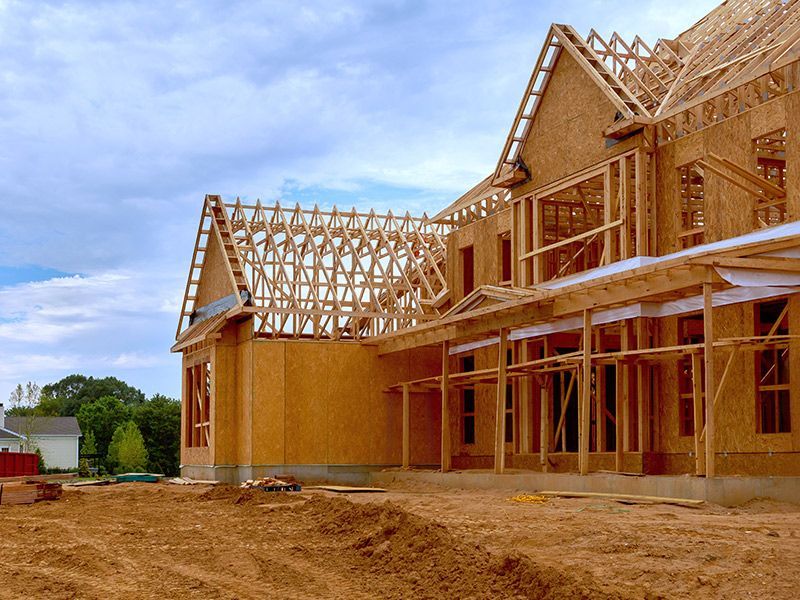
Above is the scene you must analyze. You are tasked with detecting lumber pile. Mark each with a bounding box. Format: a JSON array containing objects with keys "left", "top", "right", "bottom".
[
  {"left": 0, "top": 481, "right": 63, "bottom": 506},
  {"left": 241, "top": 477, "right": 301, "bottom": 492}
]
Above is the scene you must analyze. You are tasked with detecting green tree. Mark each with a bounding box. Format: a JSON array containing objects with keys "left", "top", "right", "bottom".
[
  {"left": 107, "top": 421, "right": 148, "bottom": 474},
  {"left": 133, "top": 394, "right": 181, "bottom": 476},
  {"left": 81, "top": 429, "right": 98, "bottom": 468},
  {"left": 76, "top": 396, "right": 130, "bottom": 463},
  {"left": 42, "top": 375, "right": 145, "bottom": 416}
]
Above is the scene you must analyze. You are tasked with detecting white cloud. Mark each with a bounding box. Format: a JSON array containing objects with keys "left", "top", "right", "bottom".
[{"left": 0, "top": 0, "right": 722, "bottom": 401}]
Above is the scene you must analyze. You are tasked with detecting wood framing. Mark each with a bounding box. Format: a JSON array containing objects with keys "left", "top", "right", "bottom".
[{"left": 174, "top": 0, "right": 800, "bottom": 484}]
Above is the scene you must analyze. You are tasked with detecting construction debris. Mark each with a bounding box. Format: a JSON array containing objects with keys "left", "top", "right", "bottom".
[
  {"left": 240, "top": 477, "right": 301, "bottom": 492},
  {"left": 306, "top": 485, "right": 386, "bottom": 494},
  {"left": 168, "top": 476, "right": 221, "bottom": 486},
  {"left": 537, "top": 491, "right": 705, "bottom": 508},
  {"left": 508, "top": 494, "right": 548, "bottom": 504},
  {"left": 0, "top": 481, "right": 63, "bottom": 506}
]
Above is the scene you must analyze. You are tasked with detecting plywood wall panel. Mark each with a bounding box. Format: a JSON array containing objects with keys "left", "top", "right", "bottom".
[
  {"left": 515, "top": 52, "right": 641, "bottom": 196},
  {"left": 654, "top": 140, "right": 680, "bottom": 256},
  {"left": 283, "top": 342, "right": 330, "bottom": 464},
  {"left": 703, "top": 114, "right": 753, "bottom": 241},
  {"left": 251, "top": 340, "right": 286, "bottom": 465},
  {"left": 211, "top": 339, "right": 238, "bottom": 466},
  {"left": 448, "top": 210, "right": 511, "bottom": 303},
  {"left": 785, "top": 93, "right": 800, "bottom": 221},
  {"left": 196, "top": 232, "right": 234, "bottom": 308},
  {"left": 235, "top": 335, "right": 252, "bottom": 466}
]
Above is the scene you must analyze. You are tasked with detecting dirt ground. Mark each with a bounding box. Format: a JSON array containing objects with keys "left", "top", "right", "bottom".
[{"left": 0, "top": 482, "right": 797, "bottom": 599}]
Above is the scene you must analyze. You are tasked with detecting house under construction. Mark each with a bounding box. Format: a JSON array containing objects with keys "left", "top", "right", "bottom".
[{"left": 173, "top": 0, "right": 800, "bottom": 491}]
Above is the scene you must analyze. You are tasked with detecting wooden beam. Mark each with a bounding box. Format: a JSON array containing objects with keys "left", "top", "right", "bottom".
[
  {"left": 620, "top": 320, "right": 631, "bottom": 453},
  {"left": 495, "top": 329, "right": 509, "bottom": 474},
  {"left": 703, "top": 279, "right": 716, "bottom": 478},
  {"left": 691, "top": 352, "right": 706, "bottom": 476},
  {"left": 519, "top": 341, "right": 531, "bottom": 454},
  {"left": 441, "top": 340, "right": 451, "bottom": 473},
  {"left": 402, "top": 383, "right": 410, "bottom": 469},
  {"left": 580, "top": 309, "right": 592, "bottom": 475},
  {"left": 636, "top": 318, "right": 650, "bottom": 456},
  {"left": 614, "top": 358, "right": 624, "bottom": 472}
]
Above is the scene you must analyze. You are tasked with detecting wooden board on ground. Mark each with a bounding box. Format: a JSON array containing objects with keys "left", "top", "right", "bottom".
[
  {"left": 306, "top": 485, "right": 387, "bottom": 493},
  {"left": 537, "top": 490, "right": 704, "bottom": 508},
  {"left": 0, "top": 473, "right": 77, "bottom": 484},
  {"left": 64, "top": 479, "right": 116, "bottom": 487},
  {"left": 169, "top": 477, "right": 221, "bottom": 486}
]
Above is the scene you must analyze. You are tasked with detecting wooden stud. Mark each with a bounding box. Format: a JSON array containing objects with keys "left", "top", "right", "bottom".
[
  {"left": 441, "top": 340, "right": 451, "bottom": 473},
  {"left": 580, "top": 310, "right": 592, "bottom": 475},
  {"left": 691, "top": 352, "right": 706, "bottom": 476},
  {"left": 402, "top": 383, "right": 410, "bottom": 469},
  {"left": 495, "top": 329, "right": 509, "bottom": 474},
  {"left": 703, "top": 279, "right": 716, "bottom": 478}
]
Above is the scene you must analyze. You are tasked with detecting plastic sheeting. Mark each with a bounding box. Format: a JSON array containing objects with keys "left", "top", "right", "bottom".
[{"left": 449, "top": 286, "right": 799, "bottom": 355}]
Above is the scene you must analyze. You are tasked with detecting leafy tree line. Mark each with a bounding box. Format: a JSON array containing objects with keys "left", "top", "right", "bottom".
[{"left": 7, "top": 375, "right": 180, "bottom": 475}]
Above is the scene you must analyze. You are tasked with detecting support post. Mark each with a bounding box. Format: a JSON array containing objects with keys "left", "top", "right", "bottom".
[
  {"left": 614, "top": 359, "right": 624, "bottom": 472},
  {"left": 580, "top": 310, "right": 592, "bottom": 475},
  {"left": 441, "top": 340, "right": 451, "bottom": 473},
  {"left": 539, "top": 378, "right": 549, "bottom": 471},
  {"left": 495, "top": 328, "right": 509, "bottom": 474},
  {"left": 620, "top": 320, "right": 631, "bottom": 452},
  {"left": 595, "top": 329, "right": 605, "bottom": 452},
  {"left": 402, "top": 383, "right": 410, "bottom": 469},
  {"left": 703, "top": 280, "right": 716, "bottom": 478},
  {"left": 691, "top": 352, "right": 705, "bottom": 476},
  {"left": 519, "top": 342, "right": 531, "bottom": 454},
  {"left": 636, "top": 318, "right": 650, "bottom": 456}
]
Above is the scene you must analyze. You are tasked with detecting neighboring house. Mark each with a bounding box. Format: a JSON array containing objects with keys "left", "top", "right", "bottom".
[{"left": 0, "top": 404, "right": 82, "bottom": 469}]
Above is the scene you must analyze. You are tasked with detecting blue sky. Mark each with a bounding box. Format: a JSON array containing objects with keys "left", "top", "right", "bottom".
[{"left": 0, "top": 0, "right": 720, "bottom": 402}]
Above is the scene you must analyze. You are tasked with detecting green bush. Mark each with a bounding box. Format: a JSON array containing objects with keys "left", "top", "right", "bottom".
[
  {"left": 78, "top": 459, "right": 91, "bottom": 477},
  {"left": 34, "top": 447, "right": 45, "bottom": 474},
  {"left": 107, "top": 421, "right": 148, "bottom": 473}
]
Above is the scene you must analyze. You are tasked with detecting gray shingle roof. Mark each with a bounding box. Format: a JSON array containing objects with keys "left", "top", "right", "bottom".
[{"left": 3, "top": 417, "right": 82, "bottom": 437}]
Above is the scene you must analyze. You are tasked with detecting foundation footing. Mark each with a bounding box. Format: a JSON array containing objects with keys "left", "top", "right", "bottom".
[{"left": 370, "top": 469, "right": 800, "bottom": 507}]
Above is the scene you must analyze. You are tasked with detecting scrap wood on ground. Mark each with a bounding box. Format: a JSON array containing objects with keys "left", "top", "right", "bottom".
[
  {"left": 240, "top": 477, "right": 301, "bottom": 492},
  {"left": 537, "top": 490, "right": 705, "bottom": 508},
  {"left": 0, "top": 481, "right": 63, "bottom": 506}
]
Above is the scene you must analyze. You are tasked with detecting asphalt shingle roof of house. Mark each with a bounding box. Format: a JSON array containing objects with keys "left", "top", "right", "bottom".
[{"left": 3, "top": 417, "right": 82, "bottom": 437}]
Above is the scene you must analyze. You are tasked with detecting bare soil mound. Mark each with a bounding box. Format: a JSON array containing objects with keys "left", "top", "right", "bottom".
[
  {"left": 302, "top": 495, "right": 628, "bottom": 599},
  {"left": 193, "top": 484, "right": 304, "bottom": 506}
]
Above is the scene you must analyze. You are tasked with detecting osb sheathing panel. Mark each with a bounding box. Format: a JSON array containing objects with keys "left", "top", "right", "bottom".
[
  {"left": 211, "top": 339, "right": 238, "bottom": 466},
  {"left": 450, "top": 345, "right": 502, "bottom": 458},
  {"left": 514, "top": 51, "right": 641, "bottom": 197},
  {"left": 654, "top": 139, "right": 681, "bottom": 256},
  {"left": 249, "top": 341, "right": 440, "bottom": 466},
  {"left": 195, "top": 232, "right": 234, "bottom": 308},
  {"left": 251, "top": 341, "right": 285, "bottom": 464},
  {"left": 447, "top": 209, "right": 511, "bottom": 302},
  {"left": 749, "top": 98, "right": 786, "bottom": 140},
  {"left": 785, "top": 92, "right": 800, "bottom": 220},
  {"left": 654, "top": 301, "right": 796, "bottom": 468},
  {"left": 656, "top": 452, "right": 800, "bottom": 476},
  {"left": 235, "top": 335, "right": 252, "bottom": 466},
  {"left": 703, "top": 115, "right": 754, "bottom": 242}
]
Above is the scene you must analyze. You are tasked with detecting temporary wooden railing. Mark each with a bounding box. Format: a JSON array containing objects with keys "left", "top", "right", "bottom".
[{"left": 515, "top": 148, "right": 651, "bottom": 285}]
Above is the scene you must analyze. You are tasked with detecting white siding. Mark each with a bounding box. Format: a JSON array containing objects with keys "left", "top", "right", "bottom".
[
  {"left": 0, "top": 440, "right": 21, "bottom": 453},
  {"left": 31, "top": 436, "right": 79, "bottom": 469}
]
